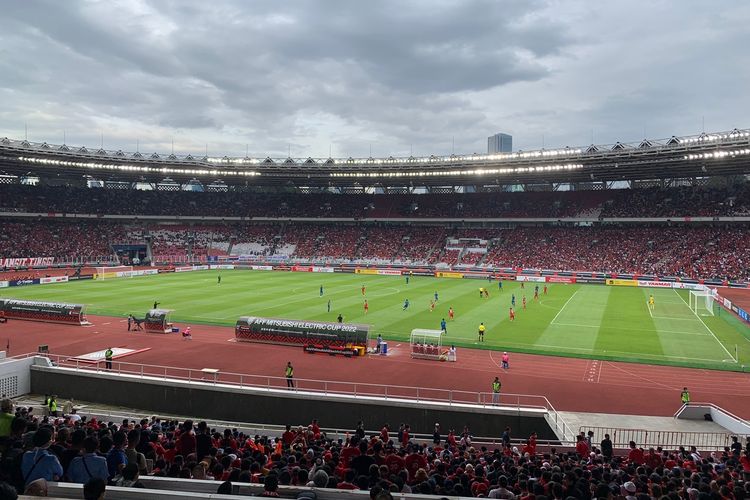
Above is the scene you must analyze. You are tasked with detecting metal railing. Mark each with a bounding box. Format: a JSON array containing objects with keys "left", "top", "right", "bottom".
[
  {"left": 580, "top": 425, "right": 745, "bottom": 450},
  {"left": 20, "top": 352, "right": 572, "bottom": 441}
]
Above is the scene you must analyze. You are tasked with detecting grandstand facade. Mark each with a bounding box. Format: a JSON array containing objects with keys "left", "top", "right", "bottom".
[{"left": 1, "top": 129, "right": 749, "bottom": 284}]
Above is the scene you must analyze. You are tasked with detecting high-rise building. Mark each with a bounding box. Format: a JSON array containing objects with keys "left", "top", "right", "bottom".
[{"left": 487, "top": 133, "right": 512, "bottom": 154}]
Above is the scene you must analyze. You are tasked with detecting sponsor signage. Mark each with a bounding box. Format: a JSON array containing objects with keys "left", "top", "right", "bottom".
[
  {"left": 574, "top": 277, "right": 606, "bottom": 284},
  {"left": 0, "top": 257, "right": 55, "bottom": 268},
  {"left": 291, "top": 266, "right": 312, "bottom": 272},
  {"left": 250, "top": 265, "right": 273, "bottom": 271},
  {"left": 10, "top": 279, "right": 39, "bottom": 287},
  {"left": 606, "top": 279, "right": 638, "bottom": 287},
  {"left": 637, "top": 280, "right": 673, "bottom": 288},
  {"left": 174, "top": 266, "right": 194, "bottom": 273},
  {"left": 209, "top": 265, "right": 235, "bottom": 270},
  {"left": 546, "top": 276, "right": 576, "bottom": 284},
  {"left": 235, "top": 316, "right": 369, "bottom": 347},
  {"left": 355, "top": 268, "right": 378, "bottom": 275},
  {"left": 0, "top": 298, "right": 86, "bottom": 324},
  {"left": 435, "top": 271, "right": 464, "bottom": 279},
  {"left": 312, "top": 266, "right": 335, "bottom": 273},
  {"left": 517, "top": 275, "right": 546, "bottom": 283},
  {"left": 0, "top": 281, "right": 7, "bottom": 288},
  {"left": 377, "top": 269, "right": 402, "bottom": 276},
  {"left": 40, "top": 276, "right": 68, "bottom": 285}
]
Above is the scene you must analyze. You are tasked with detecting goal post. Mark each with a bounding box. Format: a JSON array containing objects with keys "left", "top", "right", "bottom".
[
  {"left": 689, "top": 289, "right": 715, "bottom": 316},
  {"left": 96, "top": 265, "right": 134, "bottom": 280}
]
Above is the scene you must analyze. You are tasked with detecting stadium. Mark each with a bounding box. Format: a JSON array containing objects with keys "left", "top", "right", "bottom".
[
  {"left": 0, "top": 126, "right": 749, "bottom": 498},
  {"left": 1, "top": 2, "right": 750, "bottom": 498}
]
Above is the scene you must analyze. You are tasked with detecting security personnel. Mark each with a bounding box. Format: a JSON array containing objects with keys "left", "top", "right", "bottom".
[
  {"left": 492, "top": 377, "right": 501, "bottom": 405},
  {"left": 681, "top": 387, "right": 690, "bottom": 405},
  {"left": 285, "top": 362, "right": 294, "bottom": 389},
  {"left": 48, "top": 395, "right": 58, "bottom": 417},
  {"left": 105, "top": 347, "right": 114, "bottom": 370}
]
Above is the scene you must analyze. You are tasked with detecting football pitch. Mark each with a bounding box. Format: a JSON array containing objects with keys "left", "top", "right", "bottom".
[{"left": 2, "top": 270, "right": 749, "bottom": 371}]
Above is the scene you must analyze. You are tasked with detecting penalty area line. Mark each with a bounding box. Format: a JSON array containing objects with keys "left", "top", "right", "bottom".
[
  {"left": 674, "top": 289, "right": 736, "bottom": 363},
  {"left": 550, "top": 289, "right": 580, "bottom": 325}
]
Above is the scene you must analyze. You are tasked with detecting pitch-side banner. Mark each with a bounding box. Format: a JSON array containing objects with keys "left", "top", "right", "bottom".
[
  {"left": 40, "top": 276, "right": 68, "bottom": 285},
  {"left": 0, "top": 257, "right": 55, "bottom": 267},
  {"left": 435, "top": 271, "right": 464, "bottom": 279},
  {"left": 606, "top": 279, "right": 638, "bottom": 287},
  {"left": 637, "top": 280, "right": 673, "bottom": 288},
  {"left": 516, "top": 275, "right": 546, "bottom": 283}
]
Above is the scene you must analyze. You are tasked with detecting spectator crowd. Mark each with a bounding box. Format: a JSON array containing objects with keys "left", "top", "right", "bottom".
[{"left": 0, "top": 399, "right": 749, "bottom": 499}]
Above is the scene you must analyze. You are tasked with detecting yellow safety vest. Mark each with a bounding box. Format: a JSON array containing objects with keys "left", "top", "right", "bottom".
[
  {"left": 49, "top": 400, "right": 57, "bottom": 412},
  {"left": 105, "top": 350, "right": 113, "bottom": 359},
  {"left": 492, "top": 381, "right": 501, "bottom": 393},
  {"left": 681, "top": 391, "right": 690, "bottom": 403},
  {"left": 285, "top": 366, "right": 294, "bottom": 377}
]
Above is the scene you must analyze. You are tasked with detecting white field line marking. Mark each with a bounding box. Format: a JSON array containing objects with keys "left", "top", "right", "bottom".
[
  {"left": 492, "top": 340, "right": 726, "bottom": 363},
  {"left": 550, "top": 289, "right": 580, "bottom": 325},
  {"left": 674, "top": 289, "right": 736, "bottom": 362},
  {"left": 647, "top": 301, "right": 653, "bottom": 318},
  {"left": 551, "top": 322, "right": 707, "bottom": 336}
]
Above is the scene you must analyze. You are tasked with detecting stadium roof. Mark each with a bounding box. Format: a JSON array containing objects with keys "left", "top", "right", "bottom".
[{"left": 1, "top": 129, "right": 749, "bottom": 188}]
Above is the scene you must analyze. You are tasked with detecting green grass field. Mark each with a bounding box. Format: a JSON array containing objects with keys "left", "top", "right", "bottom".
[{"left": 2, "top": 270, "right": 749, "bottom": 371}]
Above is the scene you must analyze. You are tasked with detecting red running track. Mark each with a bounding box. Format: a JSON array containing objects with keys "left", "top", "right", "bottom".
[{"left": 2, "top": 315, "right": 749, "bottom": 418}]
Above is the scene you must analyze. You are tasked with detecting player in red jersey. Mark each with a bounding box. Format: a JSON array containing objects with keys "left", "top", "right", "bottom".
[
  {"left": 429, "top": 300, "right": 435, "bottom": 312},
  {"left": 364, "top": 300, "right": 369, "bottom": 314},
  {"left": 522, "top": 295, "right": 527, "bottom": 310},
  {"left": 448, "top": 306, "right": 455, "bottom": 320},
  {"left": 543, "top": 284, "right": 548, "bottom": 295},
  {"left": 509, "top": 307, "right": 515, "bottom": 321},
  {"left": 361, "top": 284, "right": 366, "bottom": 296}
]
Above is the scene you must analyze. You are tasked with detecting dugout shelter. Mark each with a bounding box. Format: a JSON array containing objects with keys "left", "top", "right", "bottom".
[
  {"left": 144, "top": 309, "right": 174, "bottom": 334},
  {"left": 410, "top": 329, "right": 445, "bottom": 360}
]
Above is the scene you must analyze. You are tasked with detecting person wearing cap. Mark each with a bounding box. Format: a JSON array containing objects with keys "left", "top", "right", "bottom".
[
  {"left": 21, "top": 427, "right": 63, "bottom": 486},
  {"left": 681, "top": 387, "right": 690, "bottom": 405},
  {"left": 621, "top": 481, "right": 637, "bottom": 500},
  {"left": 501, "top": 352, "right": 509, "bottom": 370}
]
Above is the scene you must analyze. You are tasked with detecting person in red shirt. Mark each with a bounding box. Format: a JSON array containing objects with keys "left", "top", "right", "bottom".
[
  {"left": 340, "top": 439, "right": 361, "bottom": 468},
  {"left": 281, "top": 425, "right": 295, "bottom": 447},
  {"left": 509, "top": 307, "right": 515, "bottom": 321},
  {"left": 310, "top": 419, "right": 321, "bottom": 439},
  {"left": 448, "top": 307, "right": 454, "bottom": 321},
  {"left": 361, "top": 285, "right": 366, "bottom": 296},
  {"left": 446, "top": 429, "right": 457, "bottom": 449},
  {"left": 380, "top": 424, "right": 389, "bottom": 443},
  {"left": 364, "top": 300, "right": 369, "bottom": 314},
  {"left": 384, "top": 450, "right": 405, "bottom": 474},
  {"left": 401, "top": 425, "right": 410, "bottom": 447},
  {"left": 645, "top": 447, "right": 662, "bottom": 469},
  {"left": 628, "top": 441, "right": 645, "bottom": 465},
  {"left": 177, "top": 420, "right": 196, "bottom": 456},
  {"left": 404, "top": 446, "right": 427, "bottom": 481},
  {"left": 575, "top": 435, "right": 590, "bottom": 457},
  {"left": 740, "top": 451, "right": 750, "bottom": 473}
]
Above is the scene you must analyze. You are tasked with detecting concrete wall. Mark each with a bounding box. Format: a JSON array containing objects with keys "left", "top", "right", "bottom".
[
  {"left": 0, "top": 354, "right": 39, "bottom": 397},
  {"left": 31, "top": 366, "right": 557, "bottom": 440}
]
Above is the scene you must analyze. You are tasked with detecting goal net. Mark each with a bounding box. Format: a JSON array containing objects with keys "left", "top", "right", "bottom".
[
  {"left": 689, "top": 290, "right": 715, "bottom": 316},
  {"left": 96, "top": 265, "right": 134, "bottom": 280}
]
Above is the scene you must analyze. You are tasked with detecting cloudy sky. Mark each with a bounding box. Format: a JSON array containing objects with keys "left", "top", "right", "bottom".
[{"left": 0, "top": 0, "right": 748, "bottom": 158}]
